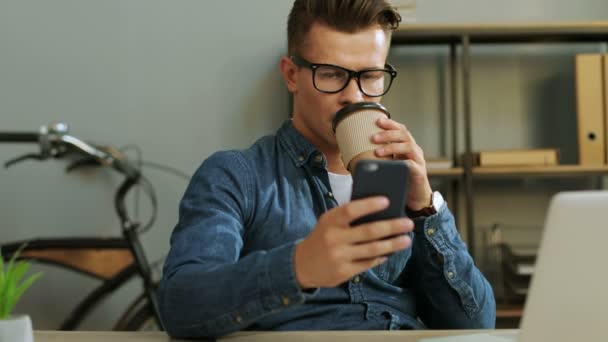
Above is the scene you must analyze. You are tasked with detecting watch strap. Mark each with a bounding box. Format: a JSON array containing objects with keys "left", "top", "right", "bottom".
[{"left": 406, "top": 192, "right": 437, "bottom": 218}]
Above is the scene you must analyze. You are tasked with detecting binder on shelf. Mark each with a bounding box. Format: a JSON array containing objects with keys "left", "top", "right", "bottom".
[
  {"left": 575, "top": 54, "right": 606, "bottom": 165},
  {"left": 602, "top": 55, "right": 608, "bottom": 164},
  {"left": 473, "top": 148, "right": 559, "bottom": 167}
]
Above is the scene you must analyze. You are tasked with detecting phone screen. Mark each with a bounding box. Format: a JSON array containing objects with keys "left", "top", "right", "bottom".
[{"left": 350, "top": 159, "right": 409, "bottom": 226}]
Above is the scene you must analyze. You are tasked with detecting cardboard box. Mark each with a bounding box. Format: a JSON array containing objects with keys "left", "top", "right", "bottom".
[{"left": 474, "top": 149, "right": 559, "bottom": 167}]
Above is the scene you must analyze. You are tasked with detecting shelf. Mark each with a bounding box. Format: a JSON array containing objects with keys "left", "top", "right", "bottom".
[
  {"left": 472, "top": 165, "right": 608, "bottom": 177},
  {"left": 427, "top": 165, "right": 608, "bottom": 178},
  {"left": 390, "top": 21, "right": 608, "bottom": 260},
  {"left": 496, "top": 304, "right": 524, "bottom": 319},
  {"left": 427, "top": 167, "right": 463, "bottom": 178},
  {"left": 392, "top": 21, "right": 608, "bottom": 44}
]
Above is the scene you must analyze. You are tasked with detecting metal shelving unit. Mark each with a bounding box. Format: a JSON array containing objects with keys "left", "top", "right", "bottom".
[
  {"left": 393, "top": 21, "right": 608, "bottom": 258},
  {"left": 394, "top": 22, "right": 608, "bottom": 321}
]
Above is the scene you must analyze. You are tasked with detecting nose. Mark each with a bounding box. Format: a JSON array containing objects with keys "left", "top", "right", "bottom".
[{"left": 338, "top": 77, "right": 366, "bottom": 106}]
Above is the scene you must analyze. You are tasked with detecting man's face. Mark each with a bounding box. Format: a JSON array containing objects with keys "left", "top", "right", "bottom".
[{"left": 283, "top": 22, "right": 390, "bottom": 152}]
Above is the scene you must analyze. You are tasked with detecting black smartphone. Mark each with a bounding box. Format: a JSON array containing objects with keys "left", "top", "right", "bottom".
[{"left": 350, "top": 159, "right": 409, "bottom": 226}]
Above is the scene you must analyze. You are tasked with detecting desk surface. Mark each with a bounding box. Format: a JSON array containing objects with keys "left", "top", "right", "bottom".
[{"left": 35, "top": 330, "right": 517, "bottom": 342}]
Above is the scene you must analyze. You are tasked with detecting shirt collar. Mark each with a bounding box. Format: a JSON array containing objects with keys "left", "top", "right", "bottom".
[{"left": 277, "top": 119, "right": 322, "bottom": 168}]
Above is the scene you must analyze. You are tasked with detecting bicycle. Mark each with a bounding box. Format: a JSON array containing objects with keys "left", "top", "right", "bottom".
[{"left": 0, "top": 122, "right": 166, "bottom": 331}]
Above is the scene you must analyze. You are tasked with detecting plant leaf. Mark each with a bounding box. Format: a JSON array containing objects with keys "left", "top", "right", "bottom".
[
  {"left": 0, "top": 247, "right": 5, "bottom": 285},
  {"left": 0, "top": 243, "right": 32, "bottom": 319},
  {"left": 0, "top": 250, "right": 5, "bottom": 317},
  {"left": 0, "top": 248, "right": 9, "bottom": 319},
  {"left": 9, "top": 272, "right": 43, "bottom": 317},
  {"left": 6, "top": 245, "right": 25, "bottom": 273},
  {"left": 2, "top": 261, "right": 30, "bottom": 316},
  {"left": 0, "top": 279, "right": 6, "bottom": 319},
  {"left": 11, "top": 261, "right": 30, "bottom": 283},
  {"left": 6, "top": 244, "right": 26, "bottom": 275},
  {"left": 2, "top": 271, "right": 16, "bottom": 319}
]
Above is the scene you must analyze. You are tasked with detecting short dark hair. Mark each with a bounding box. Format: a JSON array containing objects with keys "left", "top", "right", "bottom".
[{"left": 287, "top": 0, "right": 401, "bottom": 56}]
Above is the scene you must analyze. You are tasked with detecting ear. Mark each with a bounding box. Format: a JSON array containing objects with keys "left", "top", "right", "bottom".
[{"left": 279, "top": 56, "right": 298, "bottom": 93}]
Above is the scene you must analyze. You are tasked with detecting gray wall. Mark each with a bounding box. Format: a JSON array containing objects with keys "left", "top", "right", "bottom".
[
  {"left": 1, "top": 0, "right": 606, "bottom": 330},
  {"left": 416, "top": 0, "right": 608, "bottom": 22},
  {"left": 0, "top": 0, "right": 292, "bottom": 330}
]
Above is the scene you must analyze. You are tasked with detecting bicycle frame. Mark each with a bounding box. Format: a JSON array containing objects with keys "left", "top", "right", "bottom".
[
  {"left": 0, "top": 123, "right": 163, "bottom": 330},
  {"left": 114, "top": 177, "right": 163, "bottom": 329},
  {"left": 1, "top": 224, "right": 162, "bottom": 330},
  {"left": 1, "top": 238, "right": 138, "bottom": 329}
]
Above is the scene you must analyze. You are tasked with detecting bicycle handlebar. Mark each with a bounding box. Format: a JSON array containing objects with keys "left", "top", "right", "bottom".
[
  {"left": 1, "top": 122, "right": 153, "bottom": 233},
  {"left": 59, "top": 135, "right": 140, "bottom": 179},
  {"left": 0, "top": 123, "right": 140, "bottom": 179},
  {"left": 0, "top": 132, "right": 39, "bottom": 143}
]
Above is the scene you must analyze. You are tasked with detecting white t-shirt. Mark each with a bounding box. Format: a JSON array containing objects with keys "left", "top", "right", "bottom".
[
  {"left": 327, "top": 171, "right": 353, "bottom": 206},
  {"left": 328, "top": 172, "right": 446, "bottom": 212}
]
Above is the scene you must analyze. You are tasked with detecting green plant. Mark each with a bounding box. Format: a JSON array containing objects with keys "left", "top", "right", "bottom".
[{"left": 0, "top": 246, "right": 42, "bottom": 319}]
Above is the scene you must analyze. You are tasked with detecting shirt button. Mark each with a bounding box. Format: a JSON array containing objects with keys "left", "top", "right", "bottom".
[
  {"left": 427, "top": 228, "right": 436, "bottom": 236},
  {"left": 234, "top": 314, "right": 243, "bottom": 323},
  {"left": 353, "top": 275, "right": 361, "bottom": 283},
  {"left": 327, "top": 192, "right": 334, "bottom": 198},
  {"left": 314, "top": 154, "right": 323, "bottom": 163},
  {"left": 281, "top": 295, "right": 291, "bottom": 306},
  {"left": 298, "top": 155, "right": 305, "bottom": 162},
  {"left": 447, "top": 271, "right": 455, "bottom": 279}
]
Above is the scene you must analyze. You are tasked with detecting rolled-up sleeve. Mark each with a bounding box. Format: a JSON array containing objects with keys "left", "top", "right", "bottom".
[{"left": 403, "top": 203, "right": 496, "bottom": 329}]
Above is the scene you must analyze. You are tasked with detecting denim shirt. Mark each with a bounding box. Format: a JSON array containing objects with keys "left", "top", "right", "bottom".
[{"left": 159, "top": 120, "right": 495, "bottom": 339}]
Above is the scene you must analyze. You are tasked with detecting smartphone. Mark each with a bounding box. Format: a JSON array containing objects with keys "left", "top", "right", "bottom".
[{"left": 350, "top": 159, "right": 409, "bottom": 226}]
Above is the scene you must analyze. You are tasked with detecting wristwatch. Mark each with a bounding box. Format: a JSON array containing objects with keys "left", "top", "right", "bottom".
[{"left": 406, "top": 191, "right": 444, "bottom": 218}]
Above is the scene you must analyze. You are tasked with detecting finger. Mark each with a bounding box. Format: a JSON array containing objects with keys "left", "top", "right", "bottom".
[
  {"left": 376, "top": 116, "right": 404, "bottom": 130},
  {"left": 329, "top": 196, "right": 390, "bottom": 226},
  {"left": 376, "top": 118, "right": 417, "bottom": 144},
  {"left": 404, "top": 159, "right": 428, "bottom": 178},
  {"left": 346, "top": 217, "right": 413, "bottom": 243},
  {"left": 371, "top": 129, "right": 409, "bottom": 144},
  {"left": 348, "top": 234, "right": 412, "bottom": 260},
  {"left": 376, "top": 143, "right": 423, "bottom": 163}
]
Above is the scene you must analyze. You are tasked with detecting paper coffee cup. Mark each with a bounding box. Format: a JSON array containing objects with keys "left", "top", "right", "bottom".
[{"left": 332, "top": 102, "right": 392, "bottom": 171}]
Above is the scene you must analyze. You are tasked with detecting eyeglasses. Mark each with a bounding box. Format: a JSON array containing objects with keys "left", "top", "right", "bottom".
[{"left": 291, "top": 55, "right": 397, "bottom": 97}]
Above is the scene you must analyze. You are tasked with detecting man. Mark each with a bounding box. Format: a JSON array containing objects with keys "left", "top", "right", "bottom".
[{"left": 159, "top": 0, "right": 495, "bottom": 338}]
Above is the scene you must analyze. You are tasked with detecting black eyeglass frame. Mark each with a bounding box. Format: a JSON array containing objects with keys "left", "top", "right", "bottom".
[{"left": 290, "top": 55, "right": 398, "bottom": 97}]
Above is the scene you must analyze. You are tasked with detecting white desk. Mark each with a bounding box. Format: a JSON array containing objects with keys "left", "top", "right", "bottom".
[{"left": 35, "top": 330, "right": 517, "bottom": 342}]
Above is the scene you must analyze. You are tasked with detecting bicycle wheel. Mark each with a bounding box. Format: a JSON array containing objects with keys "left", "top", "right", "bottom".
[
  {"left": 114, "top": 293, "right": 161, "bottom": 331},
  {"left": 123, "top": 304, "right": 159, "bottom": 331}
]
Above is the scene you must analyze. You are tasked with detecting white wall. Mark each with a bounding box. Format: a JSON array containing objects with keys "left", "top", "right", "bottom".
[{"left": 0, "top": 0, "right": 606, "bottom": 330}]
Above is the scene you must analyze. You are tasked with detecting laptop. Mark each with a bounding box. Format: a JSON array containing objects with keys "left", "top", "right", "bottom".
[
  {"left": 421, "top": 190, "right": 608, "bottom": 342},
  {"left": 517, "top": 190, "right": 608, "bottom": 342}
]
